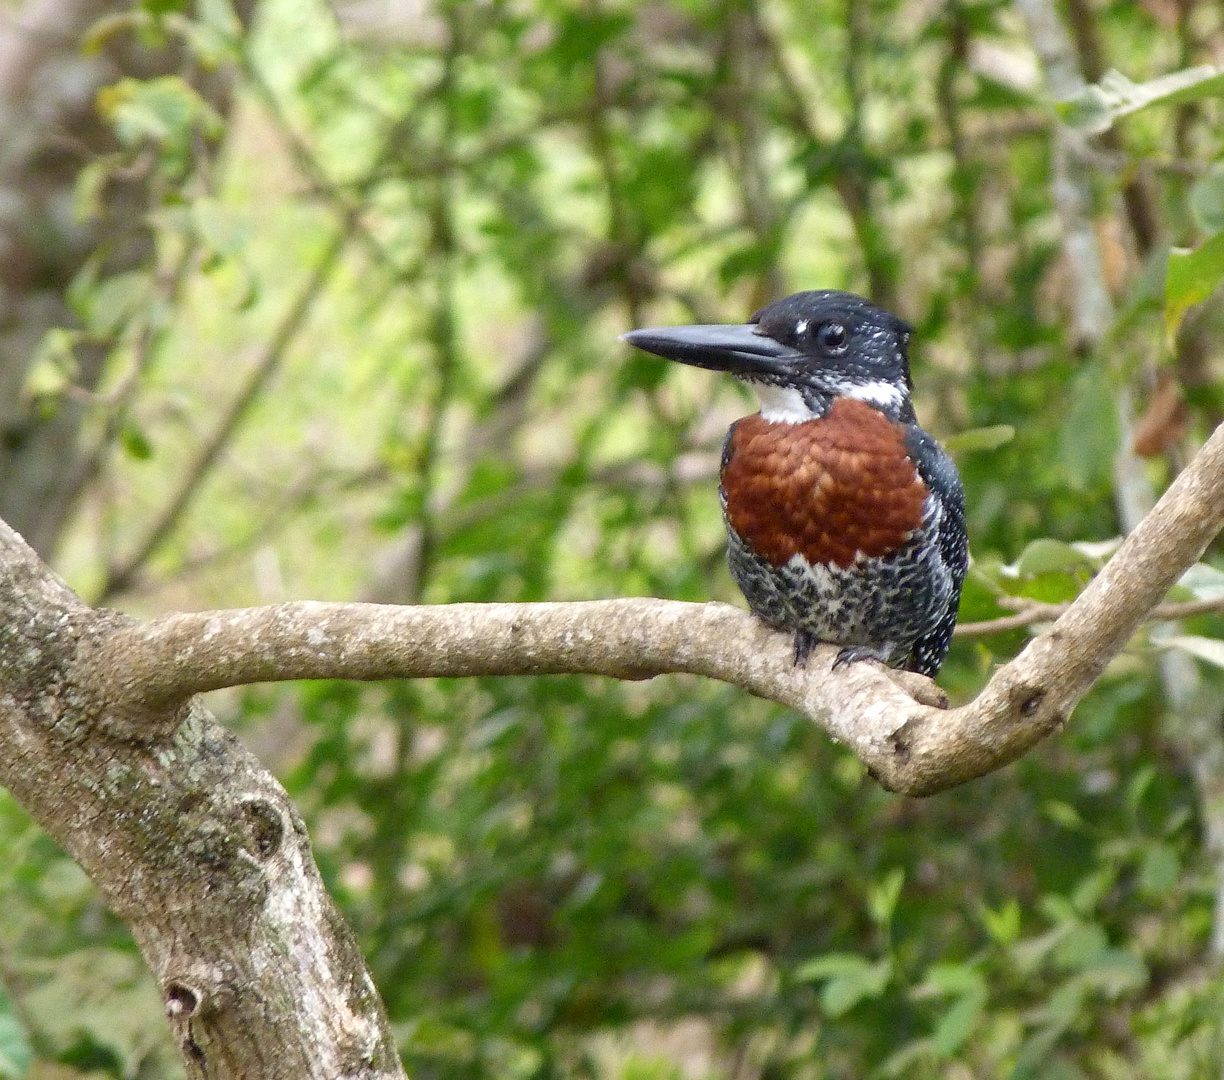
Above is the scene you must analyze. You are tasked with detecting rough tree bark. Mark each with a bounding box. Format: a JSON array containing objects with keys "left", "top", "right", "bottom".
[
  {"left": 0, "top": 526, "right": 405, "bottom": 1078},
  {"left": 1, "top": 416, "right": 1224, "bottom": 1072}
]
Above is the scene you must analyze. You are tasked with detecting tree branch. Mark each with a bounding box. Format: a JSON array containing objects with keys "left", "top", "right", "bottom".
[
  {"left": 0, "top": 522, "right": 404, "bottom": 1079},
  {"left": 954, "top": 594, "right": 1224, "bottom": 638},
  {"left": 84, "top": 417, "right": 1224, "bottom": 796},
  {"left": 96, "top": 220, "right": 350, "bottom": 602}
]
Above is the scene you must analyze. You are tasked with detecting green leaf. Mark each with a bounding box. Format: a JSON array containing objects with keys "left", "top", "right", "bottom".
[
  {"left": 1138, "top": 843, "right": 1180, "bottom": 896},
  {"left": 22, "top": 329, "right": 81, "bottom": 403},
  {"left": 1059, "top": 66, "right": 1224, "bottom": 135},
  {"left": 913, "top": 961, "right": 985, "bottom": 999},
  {"left": 1042, "top": 800, "right": 1086, "bottom": 831},
  {"left": 1010, "top": 926, "right": 1065, "bottom": 975},
  {"left": 821, "top": 960, "right": 892, "bottom": 1017},
  {"left": 73, "top": 270, "right": 146, "bottom": 337},
  {"left": 1058, "top": 370, "right": 1118, "bottom": 492},
  {"left": 1051, "top": 922, "right": 1108, "bottom": 971},
  {"left": 1070, "top": 538, "right": 1122, "bottom": 563},
  {"left": 1080, "top": 948, "right": 1148, "bottom": 997},
  {"left": 1177, "top": 562, "right": 1224, "bottom": 600},
  {"left": 867, "top": 868, "right": 905, "bottom": 927},
  {"left": 1160, "top": 633, "right": 1224, "bottom": 669},
  {"left": 22, "top": 357, "right": 70, "bottom": 402},
  {"left": 978, "top": 899, "right": 1022, "bottom": 945},
  {"left": 1126, "top": 765, "right": 1157, "bottom": 813},
  {"left": 1069, "top": 868, "right": 1116, "bottom": 914},
  {"left": 1166, "top": 230, "right": 1224, "bottom": 345},
  {"left": 932, "top": 985, "right": 987, "bottom": 1057},
  {"left": 793, "top": 952, "right": 874, "bottom": 981},
  {"left": 73, "top": 156, "right": 121, "bottom": 221},
  {"left": 794, "top": 954, "right": 892, "bottom": 1017},
  {"left": 97, "top": 75, "right": 223, "bottom": 150},
  {"left": 943, "top": 424, "right": 1015, "bottom": 454},
  {"left": 1013, "top": 539, "right": 1096, "bottom": 579},
  {"left": 0, "top": 988, "right": 31, "bottom": 1079},
  {"left": 120, "top": 421, "right": 155, "bottom": 461},
  {"left": 1189, "top": 164, "right": 1224, "bottom": 236}
]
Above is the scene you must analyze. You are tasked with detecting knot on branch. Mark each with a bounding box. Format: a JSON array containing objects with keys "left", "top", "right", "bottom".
[
  {"left": 239, "top": 795, "right": 287, "bottom": 860},
  {"left": 162, "top": 959, "right": 233, "bottom": 1022}
]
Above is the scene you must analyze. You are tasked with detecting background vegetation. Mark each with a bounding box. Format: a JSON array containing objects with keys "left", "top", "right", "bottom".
[{"left": 2, "top": 0, "right": 1224, "bottom": 1076}]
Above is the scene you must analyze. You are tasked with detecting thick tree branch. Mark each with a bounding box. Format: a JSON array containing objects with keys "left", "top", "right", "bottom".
[
  {"left": 84, "top": 418, "right": 1224, "bottom": 796},
  {"left": 2, "top": 357, "right": 1222, "bottom": 1079},
  {"left": 0, "top": 522, "right": 404, "bottom": 1079}
]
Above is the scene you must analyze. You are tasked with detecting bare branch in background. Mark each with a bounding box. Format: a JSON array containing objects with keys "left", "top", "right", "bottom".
[
  {"left": 0, "top": 0, "right": 255, "bottom": 558},
  {"left": 955, "top": 595, "right": 1224, "bottom": 638},
  {"left": 96, "top": 223, "right": 350, "bottom": 602}
]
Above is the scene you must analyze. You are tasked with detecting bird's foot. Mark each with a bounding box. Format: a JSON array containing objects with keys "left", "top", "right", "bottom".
[
  {"left": 792, "top": 632, "right": 819, "bottom": 667},
  {"left": 832, "top": 644, "right": 893, "bottom": 670}
]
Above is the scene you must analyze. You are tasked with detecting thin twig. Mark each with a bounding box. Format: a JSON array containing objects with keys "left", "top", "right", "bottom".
[
  {"left": 47, "top": 239, "right": 198, "bottom": 546},
  {"left": 752, "top": 1, "right": 896, "bottom": 308},
  {"left": 239, "top": 52, "right": 407, "bottom": 278},
  {"left": 956, "top": 595, "right": 1224, "bottom": 638},
  {"left": 1017, "top": 0, "right": 1224, "bottom": 979},
  {"left": 114, "top": 465, "right": 389, "bottom": 600},
  {"left": 96, "top": 223, "right": 351, "bottom": 602},
  {"left": 96, "top": 98, "right": 425, "bottom": 603}
]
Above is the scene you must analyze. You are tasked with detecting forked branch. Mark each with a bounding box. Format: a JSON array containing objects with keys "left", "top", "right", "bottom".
[{"left": 82, "top": 419, "right": 1224, "bottom": 796}]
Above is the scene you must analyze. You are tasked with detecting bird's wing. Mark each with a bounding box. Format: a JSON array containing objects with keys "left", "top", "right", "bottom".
[{"left": 903, "top": 425, "right": 968, "bottom": 675}]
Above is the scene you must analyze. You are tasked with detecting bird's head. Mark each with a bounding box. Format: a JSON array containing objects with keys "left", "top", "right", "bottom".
[{"left": 621, "top": 290, "right": 915, "bottom": 423}]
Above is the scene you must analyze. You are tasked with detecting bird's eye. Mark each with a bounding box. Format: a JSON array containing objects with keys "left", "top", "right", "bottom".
[{"left": 815, "top": 322, "right": 848, "bottom": 354}]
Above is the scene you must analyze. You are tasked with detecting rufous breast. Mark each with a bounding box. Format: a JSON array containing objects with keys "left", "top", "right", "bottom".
[{"left": 721, "top": 397, "right": 928, "bottom": 570}]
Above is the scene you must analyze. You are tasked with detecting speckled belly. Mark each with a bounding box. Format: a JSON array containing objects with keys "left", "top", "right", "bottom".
[{"left": 724, "top": 494, "right": 955, "bottom": 667}]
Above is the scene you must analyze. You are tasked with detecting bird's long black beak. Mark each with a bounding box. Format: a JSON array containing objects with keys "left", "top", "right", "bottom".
[{"left": 620, "top": 323, "right": 796, "bottom": 376}]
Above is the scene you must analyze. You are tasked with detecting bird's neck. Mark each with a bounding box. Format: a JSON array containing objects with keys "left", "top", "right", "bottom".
[
  {"left": 750, "top": 381, "right": 910, "bottom": 424},
  {"left": 752, "top": 384, "right": 825, "bottom": 423}
]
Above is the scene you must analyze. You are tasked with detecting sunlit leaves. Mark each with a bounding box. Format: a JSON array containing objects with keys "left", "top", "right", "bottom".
[
  {"left": 943, "top": 424, "right": 1015, "bottom": 454},
  {"left": 911, "top": 963, "right": 988, "bottom": 1058},
  {"left": 1010, "top": 538, "right": 1096, "bottom": 579},
  {"left": 1189, "top": 164, "right": 1224, "bottom": 236},
  {"left": 793, "top": 954, "right": 893, "bottom": 1018},
  {"left": 21, "top": 330, "right": 80, "bottom": 414},
  {"left": 1160, "top": 633, "right": 1224, "bottom": 670},
  {"left": 97, "top": 76, "right": 224, "bottom": 175},
  {"left": 1166, "top": 231, "right": 1224, "bottom": 345},
  {"left": 1057, "top": 369, "right": 1119, "bottom": 493},
  {"left": 1059, "top": 66, "right": 1224, "bottom": 134}
]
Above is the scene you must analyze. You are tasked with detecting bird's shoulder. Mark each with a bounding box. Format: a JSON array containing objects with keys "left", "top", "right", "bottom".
[{"left": 900, "top": 423, "right": 964, "bottom": 518}]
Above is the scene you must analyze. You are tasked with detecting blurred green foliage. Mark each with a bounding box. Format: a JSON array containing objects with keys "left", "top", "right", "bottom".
[{"left": 4, "top": 0, "right": 1224, "bottom": 1076}]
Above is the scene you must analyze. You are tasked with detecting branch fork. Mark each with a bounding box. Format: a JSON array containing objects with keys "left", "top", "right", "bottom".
[
  {"left": 0, "top": 383, "right": 1222, "bottom": 1080},
  {"left": 61, "top": 417, "right": 1224, "bottom": 796}
]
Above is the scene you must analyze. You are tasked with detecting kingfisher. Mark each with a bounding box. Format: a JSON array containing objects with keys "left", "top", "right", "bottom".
[{"left": 621, "top": 290, "right": 967, "bottom": 677}]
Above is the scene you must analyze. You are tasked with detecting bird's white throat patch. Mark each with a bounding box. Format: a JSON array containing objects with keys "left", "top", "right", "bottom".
[
  {"left": 752, "top": 384, "right": 816, "bottom": 423},
  {"left": 751, "top": 379, "right": 904, "bottom": 423}
]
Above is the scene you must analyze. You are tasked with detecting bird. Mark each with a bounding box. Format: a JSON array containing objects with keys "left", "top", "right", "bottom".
[{"left": 621, "top": 290, "right": 967, "bottom": 677}]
